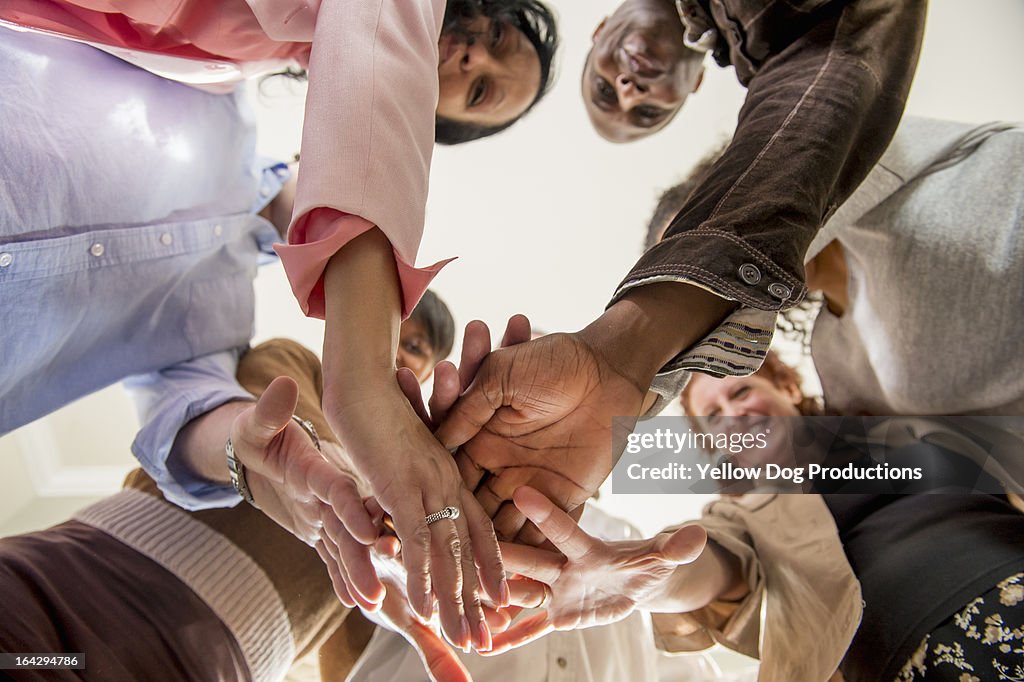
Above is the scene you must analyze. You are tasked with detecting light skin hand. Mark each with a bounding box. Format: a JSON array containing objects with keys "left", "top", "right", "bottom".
[
  {"left": 373, "top": 541, "right": 474, "bottom": 681},
  {"left": 320, "top": 228, "right": 504, "bottom": 651},
  {"left": 484, "top": 486, "right": 746, "bottom": 655},
  {"left": 360, "top": 534, "right": 512, "bottom": 674},
  {"left": 387, "top": 322, "right": 538, "bottom": 656},
  {"left": 170, "top": 375, "right": 386, "bottom": 605}
]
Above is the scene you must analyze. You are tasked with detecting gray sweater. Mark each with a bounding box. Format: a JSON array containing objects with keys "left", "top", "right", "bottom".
[{"left": 807, "top": 118, "right": 1024, "bottom": 416}]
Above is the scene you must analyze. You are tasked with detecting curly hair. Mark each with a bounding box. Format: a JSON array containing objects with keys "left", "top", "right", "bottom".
[
  {"left": 435, "top": 0, "right": 559, "bottom": 144},
  {"left": 679, "top": 350, "right": 824, "bottom": 420}
]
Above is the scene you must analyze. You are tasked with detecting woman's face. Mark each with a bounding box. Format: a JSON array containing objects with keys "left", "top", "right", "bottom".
[
  {"left": 436, "top": 16, "right": 542, "bottom": 127},
  {"left": 687, "top": 373, "right": 804, "bottom": 469}
]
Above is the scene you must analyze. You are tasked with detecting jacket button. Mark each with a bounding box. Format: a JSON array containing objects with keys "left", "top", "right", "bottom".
[
  {"left": 738, "top": 263, "right": 761, "bottom": 285},
  {"left": 768, "top": 283, "right": 792, "bottom": 300}
]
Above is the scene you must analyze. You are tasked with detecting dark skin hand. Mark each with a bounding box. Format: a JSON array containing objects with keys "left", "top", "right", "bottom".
[{"left": 435, "top": 282, "right": 736, "bottom": 543}]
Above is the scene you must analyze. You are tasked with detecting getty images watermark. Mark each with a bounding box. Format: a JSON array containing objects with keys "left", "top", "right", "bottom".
[{"left": 611, "top": 416, "right": 1024, "bottom": 495}]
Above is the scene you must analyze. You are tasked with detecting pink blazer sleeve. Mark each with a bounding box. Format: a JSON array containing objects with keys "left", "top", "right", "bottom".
[{"left": 275, "top": 0, "right": 453, "bottom": 319}]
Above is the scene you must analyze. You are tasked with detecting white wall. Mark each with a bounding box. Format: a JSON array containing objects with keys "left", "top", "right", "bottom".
[{"left": 3, "top": 0, "right": 1022, "bottom": 538}]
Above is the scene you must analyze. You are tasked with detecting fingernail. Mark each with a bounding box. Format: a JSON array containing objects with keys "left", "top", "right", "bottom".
[
  {"left": 460, "top": 616, "right": 471, "bottom": 652},
  {"left": 499, "top": 579, "right": 510, "bottom": 607},
  {"left": 478, "top": 621, "right": 492, "bottom": 652}
]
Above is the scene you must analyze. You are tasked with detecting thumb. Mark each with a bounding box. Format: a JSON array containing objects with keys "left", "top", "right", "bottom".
[
  {"left": 655, "top": 524, "right": 708, "bottom": 565},
  {"left": 236, "top": 376, "right": 300, "bottom": 451}
]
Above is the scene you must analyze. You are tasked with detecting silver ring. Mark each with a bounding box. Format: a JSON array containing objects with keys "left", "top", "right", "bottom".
[
  {"left": 290, "top": 415, "right": 321, "bottom": 451},
  {"left": 424, "top": 506, "right": 461, "bottom": 525}
]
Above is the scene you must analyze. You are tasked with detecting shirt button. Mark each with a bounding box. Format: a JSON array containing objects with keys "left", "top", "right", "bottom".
[
  {"left": 0, "top": 252, "right": 12, "bottom": 268},
  {"left": 738, "top": 263, "right": 761, "bottom": 285},
  {"left": 768, "top": 283, "right": 792, "bottom": 300},
  {"left": 90, "top": 243, "right": 105, "bottom": 257},
  {"left": 556, "top": 657, "right": 568, "bottom": 669},
  {"left": 160, "top": 233, "right": 173, "bottom": 246},
  {"left": 260, "top": 187, "right": 270, "bottom": 197},
  {"left": 214, "top": 224, "right": 223, "bottom": 236}
]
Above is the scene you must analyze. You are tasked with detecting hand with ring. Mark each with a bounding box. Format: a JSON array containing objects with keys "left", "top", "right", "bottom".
[{"left": 323, "top": 315, "right": 535, "bottom": 653}]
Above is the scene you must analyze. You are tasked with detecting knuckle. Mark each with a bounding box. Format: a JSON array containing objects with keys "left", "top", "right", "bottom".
[
  {"left": 444, "top": 532, "right": 462, "bottom": 560},
  {"left": 411, "top": 522, "right": 432, "bottom": 549}
]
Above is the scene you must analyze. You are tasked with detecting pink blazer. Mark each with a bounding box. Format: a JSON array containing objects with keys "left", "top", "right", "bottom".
[{"left": 2, "top": 0, "right": 451, "bottom": 316}]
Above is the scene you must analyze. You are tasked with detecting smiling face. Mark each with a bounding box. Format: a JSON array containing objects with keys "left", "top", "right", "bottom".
[
  {"left": 436, "top": 15, "right": 543, "bottom": 128},
  {"left": 584, "top": 0, "right": 704, "bottom": 143},
  {"left": 685, "top": 371, "right": 804, "bottom": 469},
  {"left": 686, "top": 373, "right": 804, "bottom": 424}
]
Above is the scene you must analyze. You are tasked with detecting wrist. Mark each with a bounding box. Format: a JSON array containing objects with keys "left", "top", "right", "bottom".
[
  {"left": 649, "top": 538, "right": 748, "bottom": 613},
  {"left": 580, "top": 282, "right": 736, "bottom": 389},
  {"left": 170, "top": 399, "right": 253, "bottom": 486}
]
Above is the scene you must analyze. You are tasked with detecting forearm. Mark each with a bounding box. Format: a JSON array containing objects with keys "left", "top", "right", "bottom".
[
  {"left": 610, "top": 2, "right": 925, "bottom": 354},
  {"left": 578, "top": 281, "right": 736, "bottom": 391},
  {"left": 259, "top": 163, "right": 297, "bottom": 238},
  {"left": 321, "top": 227, "right": 401, "bottom": 418},
  {"left": 126, "top": 351, "right": 256, "bottom": 508}
]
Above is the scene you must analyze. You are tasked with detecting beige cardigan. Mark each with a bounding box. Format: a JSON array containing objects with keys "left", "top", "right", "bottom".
[{"left": 652, "top": 418, "right": 1024, "bottom": 682}]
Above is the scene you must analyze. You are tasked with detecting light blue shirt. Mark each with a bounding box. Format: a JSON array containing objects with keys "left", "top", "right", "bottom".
[{"left": 0, "top": 27, "right": 284, "bottom": 507}]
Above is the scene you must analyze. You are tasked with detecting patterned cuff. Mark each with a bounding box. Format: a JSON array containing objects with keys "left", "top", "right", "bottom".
[{"left": 640, "top": 304, "right": 775, "bottom": 417}]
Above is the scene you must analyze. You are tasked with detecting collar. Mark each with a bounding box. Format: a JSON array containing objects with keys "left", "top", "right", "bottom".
[{"left": 675, "top": 0, "right": 718, "bottom": 53}]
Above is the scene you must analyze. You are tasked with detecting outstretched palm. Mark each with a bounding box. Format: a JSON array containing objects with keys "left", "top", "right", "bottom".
[{"left": 485, "top": 487, "right": 708, "bottom": 655}]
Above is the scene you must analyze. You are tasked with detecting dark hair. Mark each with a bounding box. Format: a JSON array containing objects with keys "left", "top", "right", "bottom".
[
  {"left": 410, "top": 290, "right": 456, "bottom": 361},
  {"left": 644, "top": 143, "right": 728, "bottom": 250},
  {"left": 435, "top": 0, "right": 559, "bottom": 144},
  {"left": 777, "top": 294, "right": 823, "bottom": 354}
]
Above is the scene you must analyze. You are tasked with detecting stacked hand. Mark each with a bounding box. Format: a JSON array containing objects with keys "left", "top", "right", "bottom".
[
  {"left": 435, "top": 331, "right": 648, "bottom": 542},
  {"left": 323, "top": 383, "right": 504, "bottom": 651},
  {"left": 230, "top": 314, "right": 721, "bottom": 677},
  {"left": 224, "top": 375, "right": 388, "bottom": 610},
  {"left": 313, "top": 316, "right": 535, "bottom": 679},
  {"left": 487, "top": 487, "right": 709, "bottom": 655},
  {"left": 225, "top": 376, "right": 374, "bottom": 545}
]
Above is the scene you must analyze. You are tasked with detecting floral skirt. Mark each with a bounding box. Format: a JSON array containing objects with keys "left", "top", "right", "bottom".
[{"left": 896, "top": 572, "right": 1024, "bottom": 681}]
